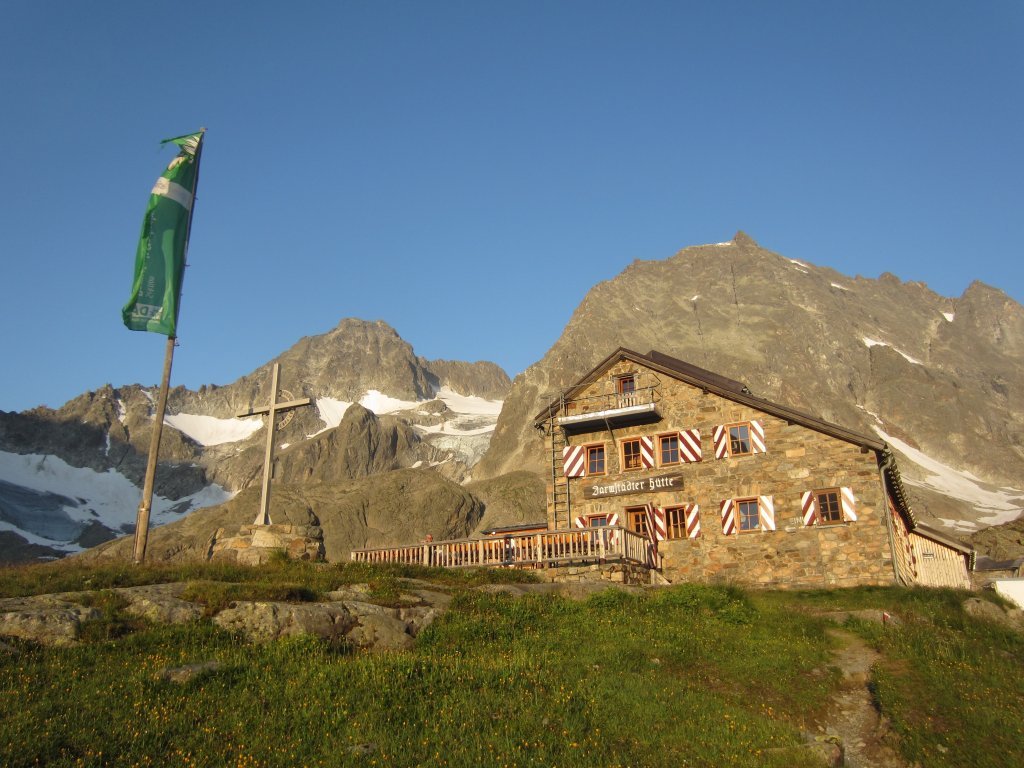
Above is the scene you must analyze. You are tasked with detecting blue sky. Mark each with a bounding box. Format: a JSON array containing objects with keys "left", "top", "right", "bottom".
[{"left": 1, "top": 1, "right": 1021, "bottom": 413}]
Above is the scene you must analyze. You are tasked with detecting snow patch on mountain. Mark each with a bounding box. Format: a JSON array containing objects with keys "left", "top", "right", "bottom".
[
  {"left": 862, "top": 337, "right": 922, "bottom": 365},
  {"left": 942, "top": 311, "right": 955, "bottom": 322},
  {"left": 0, "top": 450, "right": 232, "bottom": 552},
  {"left": 873, "top": 428, "right": 1024, "bottom": 528},
  {"left": 164, "top": 413, "right": 263, "bottom": 446}
]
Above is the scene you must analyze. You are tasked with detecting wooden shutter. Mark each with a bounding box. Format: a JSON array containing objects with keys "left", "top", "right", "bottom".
[
  {"left": 713, "top": 425, "right": 728, "bottom": 459},
  {"left": 685, "top": 504, "right": 701, "bottom": 538},
  {"left": 801, "top": 491, "right": 818, "bottom": 526},
  {"left": 750, "top": 420, "right": 766, "bottom": 454},
  {"left": 574, "top": 516, "right": 587, "bottom": 529},
  {"left": 640, "top": 436, "right": 655, "bottom": 469},
  {"left": 720, "top": 499, "right": 736, "bottom": 535},
  {"left": 563, "top": 446, "right": 585, "bottom": 478},
  {"left": 759, "top": 495, "right": 775, "bottom": 531},
  {"left": 651, "top": 506, "right": 667, "bottom": 541},
  {"left": 840, "top": 487, "right": 857, "bottom": 521},
  {"left": 679, "top": 429, "right": 702, "bottom": 463}
]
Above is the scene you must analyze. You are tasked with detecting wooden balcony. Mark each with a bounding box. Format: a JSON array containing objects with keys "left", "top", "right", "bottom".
[
  {"left": 555, "top": 386, "right": 659, "bottom": 431},
  {"left": 350, "top": 527, "right": 657, "bottom": 570}
]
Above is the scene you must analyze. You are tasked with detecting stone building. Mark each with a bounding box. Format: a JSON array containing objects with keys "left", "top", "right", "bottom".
[{"left": 533, "top": 348, "right": 974, "bottom": 590}]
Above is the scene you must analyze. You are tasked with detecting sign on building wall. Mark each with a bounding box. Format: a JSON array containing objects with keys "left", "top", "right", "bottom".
[{"left": 584, "top": 473, "right": 686, "bottom": 499}]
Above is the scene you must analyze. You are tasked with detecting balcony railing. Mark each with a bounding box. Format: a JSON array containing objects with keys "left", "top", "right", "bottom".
[
  {"left": 350, "top": 527, "right": 657, "bottom": 570},
  {"left": 556, "top": 386, "right": 659, "bottom": 426}
]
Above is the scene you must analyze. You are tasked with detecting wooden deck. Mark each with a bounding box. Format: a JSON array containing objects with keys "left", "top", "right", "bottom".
[{"left": 350, "top": 526, "right": 657, "bottom": 570}]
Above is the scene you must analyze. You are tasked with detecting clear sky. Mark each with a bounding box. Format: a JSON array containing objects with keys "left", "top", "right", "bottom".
[{"left": 1, "top": 1, "right": 1021, "bottom": 413}]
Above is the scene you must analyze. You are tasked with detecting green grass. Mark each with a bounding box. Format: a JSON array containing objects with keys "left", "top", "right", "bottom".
[{"left": 1, "top": 561, "right": 1022, "bottom": 767}]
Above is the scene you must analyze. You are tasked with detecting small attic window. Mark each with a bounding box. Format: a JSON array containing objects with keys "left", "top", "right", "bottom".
[{"left": 617, "top": 375, "right": 636, "bottom": 395}]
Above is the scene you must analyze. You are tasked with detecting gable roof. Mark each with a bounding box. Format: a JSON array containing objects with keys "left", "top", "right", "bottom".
[{"left": 533, "top": 347, "right": 885, "bottom": 452}]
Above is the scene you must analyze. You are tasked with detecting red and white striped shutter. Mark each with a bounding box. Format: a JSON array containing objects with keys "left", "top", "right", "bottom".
[
  {"left": 720, "top": 499, "right": 736, "bottom": 535},
  {"left": 759, "top": 495, "right": 775, "bottom": 531},
  {"left": 562, "top": 446, "right": 585, "bottom": 478},
  {"left": 574, "top": 516, "right": 587, "bottom": 529},
  {"left": 651, "top": 506, "right": 667, "bottom": 541},
  {"left": 840, "top": 487, "right": 857, "bottom": 521},
  {"left": 640, "top": 436, "right": 655, "bottom": 469},
  {"left": 750, "top": 420, "right": 766, "bottom": 454},
  {"left": 607, "top": 512, "right": 620, "bottom": 545},
  {"left": 679, "top": 429, "right": 702, "bottom": 463},
  {"left": 801, "top": 491, "right": 818, "bottom": 526},
  {"left": 713, "top": 425, "right": 728, "bottom": 459},
  {"left": 608, "top": 513, "right": 619, "bottom": 527},
  {"left": 685, "top": 504, "right": 701, "bottom": 538}
]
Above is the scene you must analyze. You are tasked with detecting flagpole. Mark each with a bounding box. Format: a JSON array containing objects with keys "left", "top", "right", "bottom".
[
  {"left": 132, "top": 334, "right": 175, "bottom": 562},
  {"left": 130, "top": 128, "right": 205, "bottom": 564}
]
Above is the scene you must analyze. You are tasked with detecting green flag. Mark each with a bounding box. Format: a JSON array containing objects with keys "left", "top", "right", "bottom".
[{"left": 122, "top": 130, "right": 205, "bottom": 336}]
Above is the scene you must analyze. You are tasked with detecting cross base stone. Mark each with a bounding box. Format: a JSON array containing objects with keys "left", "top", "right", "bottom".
[{"left": 208, "top": 524, "right": 325, "bottom": 565}]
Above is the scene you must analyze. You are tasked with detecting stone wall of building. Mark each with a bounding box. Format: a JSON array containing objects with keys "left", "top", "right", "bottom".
[{"left": 557, "top": 359, "right": 897, "bottom": 589}]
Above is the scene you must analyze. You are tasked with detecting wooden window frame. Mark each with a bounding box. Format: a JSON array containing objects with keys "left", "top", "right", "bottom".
[
  {"left": 625, "top": 505, "right": 649, "bottom": 536},
  {"left": 587, "top": 514, "right": 609, "bottom": 528},
  {"left": 585, "top": 444, "right": 606, "bottom": 476},
  {"left": 727, "top": 422, "right": 754, "bottom": 457},
  {"left": 617, "top": 374, "right": 637, "bottom": 395},
  {"left": 659, "top": 432, "right": 681, "bottom": 466},
  {"left": 814, "top": 488, "right": 844, "bottom": 525},
  {"left": 664, "top": 506, "right": 688, "bottom": 539},
  {"left": 621, "top": 437, "right": 644, "bottom": 472},
  {"left": 736, "top": 497, "right": 761, "bottom": 533}
]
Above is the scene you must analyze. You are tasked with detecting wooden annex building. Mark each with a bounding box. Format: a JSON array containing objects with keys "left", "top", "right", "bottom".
[{"left": 532, "top": 348, "right": 974, "bottom": 590}]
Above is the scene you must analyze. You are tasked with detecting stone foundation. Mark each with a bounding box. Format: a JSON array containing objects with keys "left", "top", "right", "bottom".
[
  {"left": 208, "top": 524, "right": 324, "bottom": 565},
  {"left": 538, "top": 561, "right": 652, "bottom": 585}
]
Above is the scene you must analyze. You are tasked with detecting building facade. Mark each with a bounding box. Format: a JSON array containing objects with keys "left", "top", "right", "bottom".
[{"left": 534, "top": 349, "right": 973, "bottom": 590}]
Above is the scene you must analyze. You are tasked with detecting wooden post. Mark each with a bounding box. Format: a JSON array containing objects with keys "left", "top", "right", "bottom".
[{"left": 132, "top": 334, "right": 176, "bottom": 563}]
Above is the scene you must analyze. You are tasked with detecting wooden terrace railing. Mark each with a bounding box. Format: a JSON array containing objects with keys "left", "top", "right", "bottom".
[{"left": 350, "top": 527, "right": 657, "bottom": 570}]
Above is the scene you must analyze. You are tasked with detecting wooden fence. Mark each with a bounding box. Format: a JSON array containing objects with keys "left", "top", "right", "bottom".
[{"left": 350, "top": 527, "right": 656, "bottom": 570}]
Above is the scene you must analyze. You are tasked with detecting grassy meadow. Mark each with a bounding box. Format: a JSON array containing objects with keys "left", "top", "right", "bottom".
[{"left": 0, "top": 559, "right": 1022, "bottom": 768}]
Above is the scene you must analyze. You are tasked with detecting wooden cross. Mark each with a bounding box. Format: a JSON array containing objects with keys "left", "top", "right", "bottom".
[{"left": 235, "top": 363, "right": 312, "bottom": 526}]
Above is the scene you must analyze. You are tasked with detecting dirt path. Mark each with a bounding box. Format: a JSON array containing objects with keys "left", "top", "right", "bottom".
[{"left": 816, "top": 627, "right": 909, "bottom": 768}]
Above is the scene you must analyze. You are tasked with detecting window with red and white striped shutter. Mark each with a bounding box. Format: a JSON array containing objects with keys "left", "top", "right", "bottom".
[
  {"left": 803, "top": 487, "right": 858, "bottom": 525},
  {"left": 563, "top": 446, "right": 585, "bottom": 478},
  {"left": 713, "top": 421, "right": 766, "bottom": 458},
  {"left": 574, "top": 516, "right": 587, "bottom": 529}
]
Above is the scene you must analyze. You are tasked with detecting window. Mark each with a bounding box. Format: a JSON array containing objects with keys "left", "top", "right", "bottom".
[
  {"left": 816, "top": 489, "right": 843, "bottom": 524},
  {"left": 737, "top": 498, "right": 760, "bottom": 532},
  {"left": 587, "top": 515, "right": 608, "bottom": 527},
  {"left": 622, "top": 438, "right": 643, "bottom": 471},
  {"left": 586, "top": 445, "right": 605, "bottom": 475},
  {"left": 659, "top": 433, "right": 680, "bottom": 465},
  {"left": 665, "top": 506, "right": 687, "bottom": 539},
  {"left": 729, "top": 424, "right": 752, "bottom": 456},
  {"left": 617, "top": 374, "right": 638, "bottom": 407},
  {"left": 626, "top": 506, "right": 648, "bottom": 535}
]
